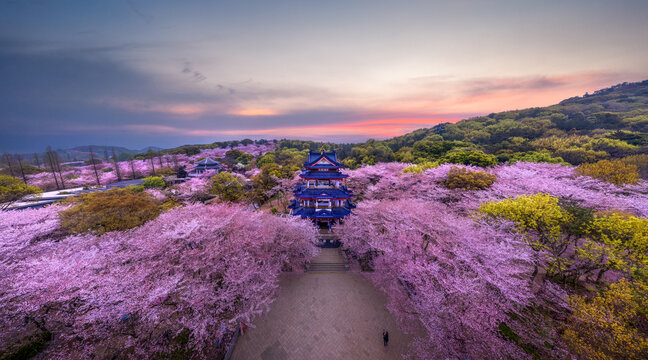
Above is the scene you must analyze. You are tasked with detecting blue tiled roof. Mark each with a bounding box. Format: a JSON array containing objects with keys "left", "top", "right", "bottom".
[
  {"left": 293, "top": 186, "right": 353, "bottom": 199},
  {"left": 291, "top": 206, "right": 352, "bottom": 219},
  {"left": 195, "top": 157, "right": 220, "bottom": 165},
  {"left": 299, "top": 171, "right": 348, "bottom": 179},
  {"left": 304, "top": 151, "right": 344, "bottom": 168}
]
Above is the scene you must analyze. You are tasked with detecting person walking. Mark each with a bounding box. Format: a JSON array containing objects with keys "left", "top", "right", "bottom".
[{"left": 383, "top": 329, "right": 389, "bottom": 347}]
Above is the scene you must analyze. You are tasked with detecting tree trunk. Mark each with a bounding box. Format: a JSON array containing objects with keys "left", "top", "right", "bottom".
[
  {"left": 89, "top": 147, "right": 101, "bottom": 185},
  {"left": 53, "top": 152, "right": 66, "bottom": 189},
  {"left": 111, "top": 148, "right": 122, "bottom": 182},
  {"left": 15, "top": 154, "right": 27, "bottom": 183},
  {"left": 596, "top": 268, "right": 608, "bottom": 283},
  {"left": 129, "top": 159, "right": 137, "bottom": 179},
  {"left": 172, "top": 155, "right": 179, "bottom": 170},
  {"left": 45, "top": 148, "right": 60, "bottom": 190},
  {"left": 3, "top": 153, "right": 16, "bottom": 177}
]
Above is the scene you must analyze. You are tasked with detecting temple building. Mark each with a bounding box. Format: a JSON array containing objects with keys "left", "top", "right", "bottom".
[
  {"left": 288, "top": 150, "right": 355, "bottom": 232},
  {"left": 189, "top": 157, "right": 222, "bottom": 177}
]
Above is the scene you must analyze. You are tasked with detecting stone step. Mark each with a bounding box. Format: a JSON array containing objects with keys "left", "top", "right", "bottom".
[
  {"left": 308, "top": 265, "right": 347, "bottom": 272},
  {"left": 308, "top": 248, "right": 347, "bottom": 272}
]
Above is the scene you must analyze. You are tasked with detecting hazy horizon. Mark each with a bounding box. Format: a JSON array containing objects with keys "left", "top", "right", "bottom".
[{"left": 2, "top": 0, "right": 647, "bottom": 152}]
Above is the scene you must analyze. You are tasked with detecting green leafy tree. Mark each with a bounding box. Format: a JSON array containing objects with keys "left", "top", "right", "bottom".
[
  {"left": 441, "top": 150, "right": 498, "bottom": 167},
  {"left": 210, "top": 172, "right": 246, "bottom": 202},
  {"left": 507, "top": 151, "right": 565, "bottom": 164},
  {"left": 411, "top": 139, "right": 471, "bottom": 160}
]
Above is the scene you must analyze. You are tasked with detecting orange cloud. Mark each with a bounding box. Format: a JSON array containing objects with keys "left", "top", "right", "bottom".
[{"left": 181, "top": 117, "right": 459, "bottom": 139}]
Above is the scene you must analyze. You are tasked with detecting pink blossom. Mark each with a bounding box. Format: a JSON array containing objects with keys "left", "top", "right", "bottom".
[
  {"left": 338, "top": 200, "right": 539, "bottom": 359},
  {"left": 0, "top": 203, "right": 317, "bottom": 358}
]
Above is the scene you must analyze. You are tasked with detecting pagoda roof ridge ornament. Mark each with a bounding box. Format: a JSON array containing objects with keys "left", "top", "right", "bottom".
[{"left": 304, "top": 150, "right": 343, "bottom": 168}]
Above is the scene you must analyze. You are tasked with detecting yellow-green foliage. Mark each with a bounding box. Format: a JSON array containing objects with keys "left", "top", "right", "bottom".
[
  {"left": 262, "top": 163, "right": 300, "bottom": 179},
  {"left": 210, "top": 172, "right": 246, "bottom": 202},
  {"left": 584, "top": 138, "right": 636, "bottom": 153},
  {"left": 576, "top": 159, "right": 639, "bottom": 186},
  {"left": 0, "top": 175, "right": 41, "bottom": 208},
  {"left": 443, "top": 167, "right": 496, "bottom": 190},
  {"left": 160, "top": 199, "right": 181, "bottom": 211},
  {"left": 530, "top": 135, "right": 593, "bottom": 152},
  {"left": 563, "top": 279, "right": 648, "bottom": 360},
  {"left": 59, "top": 188, "right": 161, "bottom": 235},
  {"left": 478, "top": 193, "right": 569, "bottom": 243},
  {"left": 402, "top": 161, "right": 438, "bottom": 174},
  {"left": 155, "top": 166, "right": 176, "bottom": 176},
  {"left": 621, "top": 154, "right": 648, "bottom": 179},
  {"left": 584, "top": 213, "right": 648, "bottom": 272},
  {"left": 142, "top": 176, "right": 166, "bottom": 189},
  {"left": 478, "top": 193, "right": 572, "bottom": 273}
]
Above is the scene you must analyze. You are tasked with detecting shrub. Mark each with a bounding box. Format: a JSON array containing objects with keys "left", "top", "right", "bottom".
[
  {"left": 101, "top": 167, "right": 113, "bottom": 173},
  {"left": 59, "top": 188, "right": 161, "bottom": 235},
  {"left": 270, "top": 207, "right": 278, "bottom": 214},
  {"left": 576, "top": 159, "right": 639, "bottom": 186},
  {"left": 402, "top": 161, "right": 438, "bottom": 174},
  {"left": 441, "top": 150, "right": 498, "bottom": 167},
  {"left": 443, "top": 167, "right": 496, "bottom": 190},
  {"left": 142, "top": 176, "right": 166, "bottom": 189},
  {"left": 125, "top": 185, "right": 145, "bottom": 192},
  {"left": 0, "top": 175, "right": 41, "bottom": 209},
  {"left": 621, "top": 154, "right": 648, "bottom": 179},
  {"left": 0, "top": 165, "right": 47, "bottom": 176}
]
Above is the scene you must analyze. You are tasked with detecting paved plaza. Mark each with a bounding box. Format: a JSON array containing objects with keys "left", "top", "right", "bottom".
[{"left": 231, "top": 250, "right": 420, "bottom": 360}]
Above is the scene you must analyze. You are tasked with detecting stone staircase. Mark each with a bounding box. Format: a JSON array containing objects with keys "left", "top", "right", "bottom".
[{"left": 307, "top": 248, "right": 348, "bottom": 273}]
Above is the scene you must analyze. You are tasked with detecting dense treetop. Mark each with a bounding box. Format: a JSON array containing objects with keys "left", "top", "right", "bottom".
[{"left": 275, "top": 80, "right": 648, "bottom": 168}]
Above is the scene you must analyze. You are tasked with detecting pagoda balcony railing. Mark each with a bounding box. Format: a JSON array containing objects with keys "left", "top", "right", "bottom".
[{"left": 300, "top": 204, "right": 345, "bottom": 209}]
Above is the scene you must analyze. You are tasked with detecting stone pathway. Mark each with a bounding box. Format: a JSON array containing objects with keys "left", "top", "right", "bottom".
[{"left": 231, "top": 249, "right": 419, "bottom": 360}]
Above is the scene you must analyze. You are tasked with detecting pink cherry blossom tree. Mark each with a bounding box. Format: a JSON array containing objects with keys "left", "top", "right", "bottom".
[
  {"left": 0, "top": 202, "right": 317, "bottom": 359},
  {"left": 337, "top": 199, "right": 569, "bottom": 359}
]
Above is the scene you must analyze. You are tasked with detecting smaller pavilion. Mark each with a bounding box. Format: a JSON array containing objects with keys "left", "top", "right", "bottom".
[{"left": 189, "top": 157, "right": 222, "bottom": 177}]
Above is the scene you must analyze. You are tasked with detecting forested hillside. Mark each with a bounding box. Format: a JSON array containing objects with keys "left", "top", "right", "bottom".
[{"left": 278, "top": 80, "right": 648, "bottom": 170}]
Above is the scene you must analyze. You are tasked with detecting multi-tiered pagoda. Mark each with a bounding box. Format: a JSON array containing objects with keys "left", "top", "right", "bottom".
[{"left": 288, "top": 150, "right": 354, "bottom": 232}]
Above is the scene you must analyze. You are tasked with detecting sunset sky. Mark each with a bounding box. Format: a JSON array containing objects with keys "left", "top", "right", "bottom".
[{"left": 1, "top": 0, "right": 647, "bottom": 152}]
